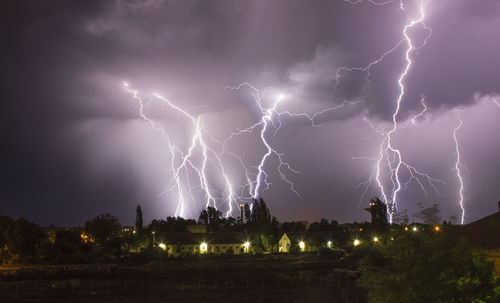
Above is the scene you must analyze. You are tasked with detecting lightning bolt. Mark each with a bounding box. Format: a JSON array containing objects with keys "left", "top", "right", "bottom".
[
  {"left": 410, "top": 95, "right": 427, "bottom": 125},
  {"left": 344, "top": 0, "right": 403, "bottom": 8},
  {"left": 223, "top": 83, "right": 300, "bottom": 204},
  {"left": 453, "top": 112, "right": 465, "bottom": 224},
  {"left": 223, "top": 82, "right": 361, "bottom": 208},
  {"left": 378, "top": 4, "right": 430, "bottom": 222},
  {"left": 342, "top": 2, "right": 440, "bottom": 223},
  {"left": 124, "top": 82, "right": 236, "bottom": 218}
]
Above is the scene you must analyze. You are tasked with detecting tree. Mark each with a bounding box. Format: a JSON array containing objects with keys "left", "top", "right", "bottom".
[
  {"left": 198, "top": 206, "right": 222, "bottom": 232},
  {"left": 0, "top": 216, "right": 13, "bottom": 251},
  {"left": 393, "top": 209, "right": 409, "bottom": 225},
  {"left": 246, "top": 198, "right": 279, "bottom": 251},
  {"left": 150, "top": 217, "right": 190, "bottom": 234},
  {"left": 244, "top": 203, "right": 251, "bottom": 223},
  {"left": 135, "top": 205, "right": 144, "bottom": 234},
  {"left": 412, "top": 202, "right": 441, "bottom": 225},
  {"left": 85, "top": 213, "right": 122, "bottom": 249},
  {"left": 54, "top": 230, "right": 82, "bottom": 255},
  {"left": 359, "top": 227, "right": 500, "bottom": 302},
  {"left": 4, "top": 217, "right": 45, "bottom": 258},
  {"left": 365, "top": 197, "right": 388, "bottom": 231},
  {"left": 220, "top": 217, "right": 238, "bottom": 232}
]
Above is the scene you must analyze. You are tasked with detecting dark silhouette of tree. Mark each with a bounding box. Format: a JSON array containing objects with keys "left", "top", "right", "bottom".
[
  {"left": 0, "top": 215, "right": 13, "bottom": 258},
  {"left": 412, "top": 202, "right": 441, "bottom": 225},
  {"left": 149, "top": 216, "right": 193, "bottom": 233},
  {"left": 243, "top": 203, "right": 251, "bottom": 223},
  {"left": 359, "top": 227, "right": 499, "bottom": 302},
  {"left": 198, "top": 206, "right": 222, "bottom": 232},
  {"left": 135, "top": 205, "right": 144, "bottom": 234},
  {"left": 365, "top": 197, "right": 388, "bottom": 231},
  {"left": 393, "top": 209, "right": 409, "bottom": 225},
  {"left": 4, "top": 217, "right": 45, "bottom": 258},
  {"left": 85, "top": 213, "right": 122, "bottom": 249},
  {"left": 245, "top": 198, "right": 279, "bottom": 251},
  {"left": 54, "top": 230, "right": 82, "bottom": 255},
  {"left": 220, "top": 217, "right": 238, "bottom": 232}
]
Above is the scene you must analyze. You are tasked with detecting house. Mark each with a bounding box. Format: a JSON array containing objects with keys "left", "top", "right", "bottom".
[
  {"left": 157, "top": 232, "right": 250, "bottom": 256},
  {"left": 278, "top": 233, "right": 291, "bottom": 252},
  {"left": 463, "top": 201, "right": 500, "bottom": 277},
  {"left": 278, "top": 231, "right": 345, "bottom": 254}
]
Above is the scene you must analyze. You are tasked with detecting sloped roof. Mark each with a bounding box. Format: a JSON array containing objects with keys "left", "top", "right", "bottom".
[
  {"left": 158, "top": 232, "right": 246, "bottom": 245},
  {"left": 208, "top": 232, "right": 246, "bottom": 244},
  {"left": 463, "top": 205, "right": 500, "bottom": 249},
  {"left": 158, "top": 232, "right": 201, "bottom": 245}
]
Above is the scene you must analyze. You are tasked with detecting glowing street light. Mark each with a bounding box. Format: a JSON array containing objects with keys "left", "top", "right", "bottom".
[
  {"left": 200, "top": 242, "right": 208, "bottom": 254},
  {"left": 354, "top": 239, "right": 360, "bottom": 246},
  {"left": 299, "top": 241, "right": 305, "bottom": 252},
  {"left": 373, "top": 237, "right": 379, "bottom": 242},
  {"left": 434, "top": 226, "right": 440, "bottom": 232},
  {"left": 412, "top": 226, "right": 418, "bottom": 232},
  {"left": 158, "top": 243, "right": 166, "bottom": 251},
  {"left": 327, "top": 241, "right": 332, "bottom": 248}
]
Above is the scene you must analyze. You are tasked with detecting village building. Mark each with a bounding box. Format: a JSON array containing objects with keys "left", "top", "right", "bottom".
[
  {"left": 278, "top": 233, "right": 291, "bottom": 252},
  {"left": 463, "top": 201, "right": 500, "bottom": 277},
  {"left": 157, "top": 232, "right": 250, "bottom": 256}
]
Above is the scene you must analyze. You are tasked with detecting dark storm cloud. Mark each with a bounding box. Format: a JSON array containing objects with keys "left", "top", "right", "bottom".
[{"left": 1, "top": 0, "right": 499, "bottom": 226}]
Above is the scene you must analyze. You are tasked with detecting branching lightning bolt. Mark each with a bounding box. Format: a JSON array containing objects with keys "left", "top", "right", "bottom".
[
  {"left": 453, "top": 112, "right": 466, "bottom": 224},
  {"left": 342, "top": 2, "right": 443, "bottom": 223},
  {"left": 124, "top": 82, "right": 236, "bottom": 218},
  {"left": 222, "top": 82, "right": 360, "bottom": 207}
]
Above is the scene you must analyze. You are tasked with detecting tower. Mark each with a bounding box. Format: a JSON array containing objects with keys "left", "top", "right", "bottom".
[{"left": 240, "top": 203, "right": 245, "bottom": 224}]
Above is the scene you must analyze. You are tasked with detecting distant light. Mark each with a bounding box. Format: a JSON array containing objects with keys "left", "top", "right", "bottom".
[
  {"left": 354, "top": 239, "right": 360, "bottom": 246},
  {"left": 359, "top": 228, "right": 363, "bottom": 231},
  {"left": 200, "top": 242, "right": 208, "bottom": 254},
  {"left": 373, "top": 237, "right": 379, "bottom": 242},
  {"left": 390, "top": 237, "right": 394, "bottom": 241},
  {"left": 327, "top": 241, "right": 332, "bottom": 248},
  {"left": 404, "top": 227, "right": 409, "bottom": 231},
  {"left": 299, "top": 241, "right": 305, "bottom": 251},
  {"left": 244, "top": 242, "right": 250, "bottom": 249},
  {"left": 152, "top": 231, "right": 155, "bottom": 234},
  {"left": 133, "top": 230, "right": 136, "bottom": 234},
  {"left": 434, "top": 226, "right": 440, "bottom": 232},
  {"left": 412, "top": 226, "right": 418, "bottom": 232},
  {"left": 159, "top": 243, "right": 166, "bottom": 251}
]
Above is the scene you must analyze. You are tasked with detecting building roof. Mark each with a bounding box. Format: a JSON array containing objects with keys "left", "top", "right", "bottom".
[
  {"left": 463, "top": 202, "right": 500, "bottom": 249},
  {"left": 158, "top": 232, "right": 246, "bottom": 245}
]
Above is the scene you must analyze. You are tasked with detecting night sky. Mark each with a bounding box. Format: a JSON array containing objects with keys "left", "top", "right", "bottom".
[{"left": 1, "top": 0, "right": 500, "bottom": 226}]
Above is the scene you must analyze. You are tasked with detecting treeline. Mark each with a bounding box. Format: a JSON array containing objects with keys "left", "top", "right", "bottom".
[
  {"left": 0, "top": 198, "right": 365, "bottom": 263},
  {"left": 1, "top": 197, "right": 499, "bottom": 302}
]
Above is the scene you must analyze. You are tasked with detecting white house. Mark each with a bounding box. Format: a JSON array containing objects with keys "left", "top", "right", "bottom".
[{"left": 279, "top": 233, "right": 291, "bottom": 252}]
